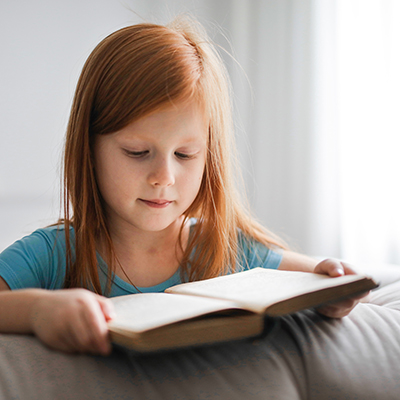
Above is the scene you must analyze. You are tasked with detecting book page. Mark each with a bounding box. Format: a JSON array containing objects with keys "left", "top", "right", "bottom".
[
  {"left": 108, "top": 293, "right": 241, "bottom": 333},
  {"left": 167, "top": 268, "right": 368, "bottom": 313}
]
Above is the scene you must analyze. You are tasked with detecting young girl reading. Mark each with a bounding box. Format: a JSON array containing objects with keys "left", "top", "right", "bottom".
[{"left": 0, "top": 16, "right": 366, "bottom": 355}]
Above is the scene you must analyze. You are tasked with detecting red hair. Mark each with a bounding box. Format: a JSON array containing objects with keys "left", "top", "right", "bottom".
[{"left": 61, "top": 16, "right": 287, "bottom": 294}]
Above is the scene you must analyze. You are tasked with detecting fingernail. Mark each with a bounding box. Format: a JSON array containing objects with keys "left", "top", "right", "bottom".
[
  {"left": 107, "top": 304, "right": 116, "bottom": 319},
  {"left": 337, "top": 268, "right": 344, "bottom": 275},
  {"left": 108, "top": 309, "right": 116, "bottom": 319}
]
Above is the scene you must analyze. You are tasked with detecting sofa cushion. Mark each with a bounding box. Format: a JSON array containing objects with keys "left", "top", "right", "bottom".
[{"left": 0, "top": 264, "right": 399, "bottom": 400}]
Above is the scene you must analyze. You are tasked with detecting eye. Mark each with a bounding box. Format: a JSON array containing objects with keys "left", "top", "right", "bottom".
[
  {"left": 175, "top": 152, "right": 193, "bottom": 160},
  {"left": 124, "top": 149, "right": 149, "bottom": 158}
]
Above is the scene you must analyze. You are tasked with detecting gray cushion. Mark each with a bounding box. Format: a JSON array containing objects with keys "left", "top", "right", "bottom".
[{"left": 1, "top": 265, "right": 400, "bottom": 400}]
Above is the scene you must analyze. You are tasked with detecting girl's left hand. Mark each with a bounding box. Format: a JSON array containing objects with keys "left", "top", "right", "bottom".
[{"left": 313, "top": 259, "right": 370, "bottom": 318}]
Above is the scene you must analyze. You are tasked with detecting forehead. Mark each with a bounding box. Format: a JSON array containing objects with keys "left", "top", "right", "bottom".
[{"left": 115, "top": 99, "right": 208, "bottom": 143}]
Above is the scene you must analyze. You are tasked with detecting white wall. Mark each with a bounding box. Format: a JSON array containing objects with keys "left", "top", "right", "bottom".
[
  {"left": 3, "top": 1, "right": 396, "bottom": 263},
  {"left": 0, "top": 0, "right": 245, "bottom": 251}
]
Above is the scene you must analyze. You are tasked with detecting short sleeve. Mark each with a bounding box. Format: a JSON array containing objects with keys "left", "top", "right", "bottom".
[
  {"left": 0, "top": 228, "right": 67, "bottom": 290},
  {"left": 237, "top": 232, "right": 283, "bottom": 271}
]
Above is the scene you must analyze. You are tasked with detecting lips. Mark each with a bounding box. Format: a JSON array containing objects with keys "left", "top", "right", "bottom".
[{"left": 139, "top": 199, "right": 173, "bottom": 208}]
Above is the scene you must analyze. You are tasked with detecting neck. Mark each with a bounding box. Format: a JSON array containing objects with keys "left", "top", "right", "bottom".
[{"left": 98, "top": 217, "right": 190, "bottom": 287}]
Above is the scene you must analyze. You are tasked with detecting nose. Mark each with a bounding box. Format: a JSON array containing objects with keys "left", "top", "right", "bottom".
[{"left": 147, "top": 156, "right": 175, "bottom": 187}]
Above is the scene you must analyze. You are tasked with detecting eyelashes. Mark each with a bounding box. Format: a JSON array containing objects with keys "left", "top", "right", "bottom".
[
  {"left": 124, "top": 150, "right": 149, "bottom": 158},
  {"left": 123, "top": 149, "right": 196, "bottom": 160},
  {"left": 175, "top": 152, "right": 193, "bottom": 160}
]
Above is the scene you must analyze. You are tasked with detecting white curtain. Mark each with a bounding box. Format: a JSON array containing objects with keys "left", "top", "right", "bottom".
[
  {"left": 336, "top": 0, "right": 400, "bottom": 264},
  {"left": 1, "top": 0, "right": 400, "bottom": 266},
  {"left": 225, "top": 0, "right": 342, "bottom": 257},
  {"left": 224, "top": 0, "right": 400, "bottom": 265}
]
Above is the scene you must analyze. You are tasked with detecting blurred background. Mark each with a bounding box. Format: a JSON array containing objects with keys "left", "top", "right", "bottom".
[{"left": 1, "top": 0, "right": 399, "bottom": 266}]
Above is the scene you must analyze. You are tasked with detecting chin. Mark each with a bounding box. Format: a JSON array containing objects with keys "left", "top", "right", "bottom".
[{"left": 138, "top": 218, "right": 179, "bottom": 232}]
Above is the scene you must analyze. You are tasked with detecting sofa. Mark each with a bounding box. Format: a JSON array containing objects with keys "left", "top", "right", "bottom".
[{"left": 1, "top": 263, "right": 400, "bottom": 400}]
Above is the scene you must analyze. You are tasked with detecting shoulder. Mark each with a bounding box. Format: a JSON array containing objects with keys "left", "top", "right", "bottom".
[
  {"left": 3, "top": 224, "right": 65, "bottom": 248},
  {"left": 32, "top": 224, "right": 74, "bottom": 239},
  {"left": 237, "top": 229, "right": 283, "bottom": 270},
  {"left": 0, "top": 224, "right": 73, "bottom": 290},
  {"left": 189, "top": 218, "right": 282, "bottom": 270},
  {"left": 0, "top": 224, "right": 75, "bottom": 274},
  {"left": 31, "top": 224, "right": 74, "bottom": 246},
  {"left": 13, "top": 225, "right": 74, "bottom": 255}
]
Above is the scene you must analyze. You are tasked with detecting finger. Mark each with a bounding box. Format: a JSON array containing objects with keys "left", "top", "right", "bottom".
[
  {"left": 49, "top": 321, "right": 85, "bottom": 354},
  {"left": 80, "top": 299, "right": 112, "bottom": 355},
  {"left": 359, "top": 292, "right": 371, "bottom": 303},
  {"left": 97, "top": 296, "right": 116, "bottom": 322},
  {"left": 53, "top": 296, "right": 107, "bottom": 355},
  {"left": 317, "top": 305, "right": 350, "bottom": 318},
  {"left": 350, "top": 290, "right": 370, "bottom": 301},
  {"left": 60, "top": 312, "right": 96, "bottom": 354},
  {"left": 315, "top": 259, "right": 345, "bottom": 277},
  {"left": 318, "top": 298, "right": 357, "bottom": 314},
  {"left": 63, "top": 293, "right": 111, "bottom": 355},
  {"left": 340, "top": 262, "right": 359, "bottom": 275},
  {"left": 317, "top": 298, "right": 359, "bottom": 318}
]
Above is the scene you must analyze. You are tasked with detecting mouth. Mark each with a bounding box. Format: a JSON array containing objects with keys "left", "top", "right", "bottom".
[{"left": 139, "top": 199, "right": 173, "bottom": 208}]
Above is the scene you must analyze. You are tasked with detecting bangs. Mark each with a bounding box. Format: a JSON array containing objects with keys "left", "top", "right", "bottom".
[{"left": 87, "top": 24, "right": 204, "bottom": 137}]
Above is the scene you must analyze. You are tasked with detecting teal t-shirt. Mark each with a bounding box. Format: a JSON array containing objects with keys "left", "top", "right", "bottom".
[{"left": 0, "top": 223, "right": 282, "bottom": 297}]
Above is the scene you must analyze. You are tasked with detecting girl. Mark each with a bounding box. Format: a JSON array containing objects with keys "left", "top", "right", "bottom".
[{"left": 0, "top": 16, "right": 366, "bottom": 355}]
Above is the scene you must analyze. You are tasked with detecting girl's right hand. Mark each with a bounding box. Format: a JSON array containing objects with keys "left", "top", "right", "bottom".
[{"left": 29, "top": 289, "right": 115, "bottom": 355}]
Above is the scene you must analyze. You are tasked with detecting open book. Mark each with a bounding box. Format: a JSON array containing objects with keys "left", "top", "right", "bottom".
[{"left": 108, "top": 268, "right": 378, "bottom": 353}]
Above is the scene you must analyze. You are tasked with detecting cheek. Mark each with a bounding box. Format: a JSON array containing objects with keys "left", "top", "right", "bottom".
[
  {"left": 183, "top": 161, "right": 205, "bottom": 193},
  {"left": 95, "top": 154, "right": 136, "bottom": 200}
]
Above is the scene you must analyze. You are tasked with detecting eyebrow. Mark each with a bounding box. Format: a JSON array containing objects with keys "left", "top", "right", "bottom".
[{"left": 117, "top": 134, "right": 206, "bottom": 145}]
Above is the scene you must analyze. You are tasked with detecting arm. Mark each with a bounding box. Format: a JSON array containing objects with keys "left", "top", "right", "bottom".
[
  {"left": 278, "top": 250, "right": 319, "bottom": 272},
  {"left": 0, "top": 276, "right": 114, "bottom": 355},
  {"left": 278, "top": 251, "right": 369, "bottom": 318}
]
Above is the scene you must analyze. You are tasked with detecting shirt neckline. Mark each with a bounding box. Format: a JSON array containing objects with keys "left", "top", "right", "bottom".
[{"left": 96, "top": 218, "right": 196, "bottom": 295}]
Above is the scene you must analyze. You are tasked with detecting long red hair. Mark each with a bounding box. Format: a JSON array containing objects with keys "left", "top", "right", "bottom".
[{"left": 61, "top": 16, "right": 287, "bottom": 294}]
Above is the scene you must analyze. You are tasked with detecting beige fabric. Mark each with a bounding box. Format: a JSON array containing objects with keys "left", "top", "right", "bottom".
[{"left": 0, "top": 265, "right": 399, "bottom": 400}]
